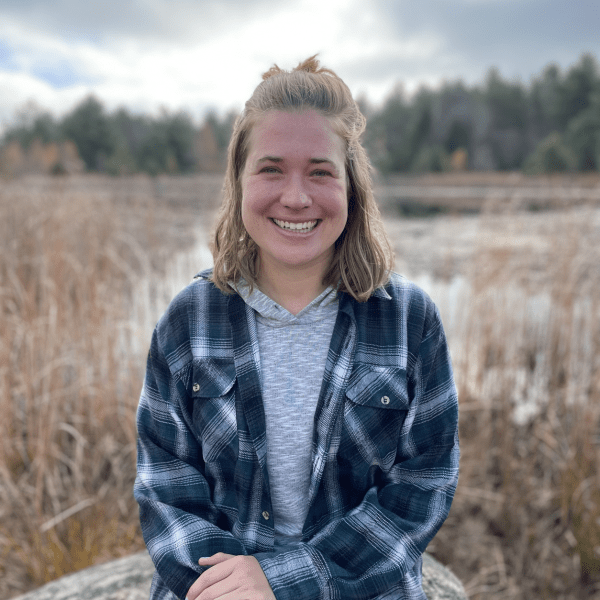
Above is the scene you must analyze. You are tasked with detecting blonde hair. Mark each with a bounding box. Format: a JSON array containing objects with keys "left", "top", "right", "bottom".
[{"left": 210, "top": 55, "right": 394, "bottom": 302}]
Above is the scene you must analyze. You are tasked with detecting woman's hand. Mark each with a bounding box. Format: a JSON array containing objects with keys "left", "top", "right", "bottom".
[{"left": 186, "top": 552, "right": 276, "bottom": 600}]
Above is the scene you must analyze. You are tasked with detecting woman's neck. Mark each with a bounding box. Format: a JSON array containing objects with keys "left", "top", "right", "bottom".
[{"left": 257, "top": 261, "right": 330, "bottom": 316}]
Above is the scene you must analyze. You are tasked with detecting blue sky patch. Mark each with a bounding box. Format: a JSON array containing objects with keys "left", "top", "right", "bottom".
[
  {"left": 30, "top": 58, "right": 94, "bottom": 89},
  {"left": 0, "top": 40, "right": 18, "bottom": 70}
]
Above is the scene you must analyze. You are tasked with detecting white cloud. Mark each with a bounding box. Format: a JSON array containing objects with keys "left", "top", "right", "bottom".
[
  {"left": 0, "top": 70, "right": 90, "bottom": 126},
  {"left": 1, "top": 0, "right": 444, "bottom": 125},
  {"left": 1, "top": 0, "right": 599, "bottom": 130}
]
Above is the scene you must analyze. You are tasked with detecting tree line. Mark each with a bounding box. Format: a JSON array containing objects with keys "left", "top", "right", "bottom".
[
  {"left": 2, "top": 100, "right": 237, "bottom": 176},
  {"left": 2, "top": 52, "right": 599, "bottom": 175}
]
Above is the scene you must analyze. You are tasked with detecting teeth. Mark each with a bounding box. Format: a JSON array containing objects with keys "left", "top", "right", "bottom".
[{"left": 273, "top": 219, "right": 317, "bottom": 232}]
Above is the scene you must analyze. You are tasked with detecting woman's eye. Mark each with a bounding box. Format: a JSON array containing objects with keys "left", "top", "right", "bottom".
[
  {"left": 312, "top": 169, "right": 332, "bottom": 177},
  {"left": 259, "top": 166, "right": 280, "bottom": 174}
]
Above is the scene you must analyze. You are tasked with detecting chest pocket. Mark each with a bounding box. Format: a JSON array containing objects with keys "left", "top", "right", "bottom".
[
  {"left": 188, "top": 359, "right": 238, "bottom": 464},
  {"left": 342, "top": 366, "right": 410, "bottom": 471},
  {"left": 188, "top": 359, "right": 237, "bottom": 398}
]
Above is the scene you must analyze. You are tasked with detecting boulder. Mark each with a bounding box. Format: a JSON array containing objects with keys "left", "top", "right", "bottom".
[
  {"left": 422, "top": 553, "right": 468, "bottom": 600},
  {"left": 11, "top": 551, "right": 466, "bottom": 600},
  {"left": 10, "top": 553, "right": 154, "bottom": 600}
]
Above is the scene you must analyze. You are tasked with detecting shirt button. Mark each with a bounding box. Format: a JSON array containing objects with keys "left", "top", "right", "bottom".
[
  {"left": 192, "top": 383, "right": 200, "bottom": 392},
  {"left": 262, "top": 511, "right": 270, "bottom": 520},
  {"left": 381, "top": 396, "right": 390, "bottom": 405}
]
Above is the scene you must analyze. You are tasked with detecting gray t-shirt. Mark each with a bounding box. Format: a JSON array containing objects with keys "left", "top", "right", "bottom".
[{"left": 232, "top": 281, "right": 338, "bottom": 549}]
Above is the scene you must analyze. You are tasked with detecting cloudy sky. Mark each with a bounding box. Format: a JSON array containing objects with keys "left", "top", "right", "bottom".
[{"left": 1, "top": 0, "right": 599, "bottom": 132}]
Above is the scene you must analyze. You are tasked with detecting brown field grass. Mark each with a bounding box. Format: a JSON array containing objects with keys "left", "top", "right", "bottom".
[
  {"left": 0, "top": 174, "right": 219, "bottom": 597},
  {"left": 1, "top": 173, "right": 599, "bottom": 599},
  {"left": 419, "top": 203, "right": 600, "bottom": 599}
]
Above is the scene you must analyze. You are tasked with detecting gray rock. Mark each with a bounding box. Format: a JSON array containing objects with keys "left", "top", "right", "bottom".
[
  {"left": 11, "top": 551, "right": 467, "bottom": 600},
  {"left": 10, "top": 553, "right": 155, "bottom": 600},
  {"left": 422, "top": 553, "right": 468, "bottom": 600}
]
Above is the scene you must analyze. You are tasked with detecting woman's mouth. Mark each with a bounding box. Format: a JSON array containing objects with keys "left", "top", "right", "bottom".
[{"left": 272, "top": 218, "right": 318, "bottom": 232}]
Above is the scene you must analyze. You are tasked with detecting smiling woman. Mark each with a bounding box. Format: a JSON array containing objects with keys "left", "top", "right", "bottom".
[
  {"left": 211, "top": 55, "right": 394, "bottom": 305},
  {"left": 134, "top": 56, "right": 460, "bottom": 600},
  {"left": 239, "top": 109, "right": 348, "bottom": 312}
]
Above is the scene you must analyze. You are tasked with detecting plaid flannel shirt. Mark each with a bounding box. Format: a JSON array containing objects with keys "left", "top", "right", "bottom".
[{"left": 134, "top": 269, "right": 459, "bottom": 600}]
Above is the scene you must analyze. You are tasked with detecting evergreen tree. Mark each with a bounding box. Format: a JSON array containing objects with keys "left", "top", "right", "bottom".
[
  {"left": 61, "top": 96, "right": 116, "bottom": 171},
  {"left": 4, "top": 52, "right": 600, "bottom": 175}
]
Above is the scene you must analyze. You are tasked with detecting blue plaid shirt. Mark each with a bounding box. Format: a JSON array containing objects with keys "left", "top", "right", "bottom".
[{"left": 134, "top": 269, "right": 459, "bottom": 600}]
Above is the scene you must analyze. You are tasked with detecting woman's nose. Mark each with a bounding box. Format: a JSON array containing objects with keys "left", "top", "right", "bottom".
[{"left": 280, "top": 178, "right": 311, "bottom": 209}]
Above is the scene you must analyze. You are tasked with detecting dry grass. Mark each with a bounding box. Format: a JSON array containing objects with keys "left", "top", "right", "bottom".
[
  {"left": 425, "top": 202, "right": 600, "bottom": 598},
  {"left": 0, "top": 174, "right": 218, "bottom": 598},
  {"left": 1, "top": 173, "right": 599, "bottom": 599}
]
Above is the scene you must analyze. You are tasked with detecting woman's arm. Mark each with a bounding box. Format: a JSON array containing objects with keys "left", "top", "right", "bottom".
[{"left": 134, "top": 326, "right": 248, "bottom": 600}]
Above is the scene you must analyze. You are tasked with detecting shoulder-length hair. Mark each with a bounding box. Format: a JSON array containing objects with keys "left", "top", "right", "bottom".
[{"left": 210, "top": 55, "right": 394, "bottom": 302}]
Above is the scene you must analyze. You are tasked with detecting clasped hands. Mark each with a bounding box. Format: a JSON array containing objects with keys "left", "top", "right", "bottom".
[{"left": 186, "top": 552, "right": 276, "bottom": 600}]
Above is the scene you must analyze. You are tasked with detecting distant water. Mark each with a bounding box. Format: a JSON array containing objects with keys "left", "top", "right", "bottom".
[
  {"left": 408, "top": 270, "right": 563, "bottom": 425},
  {"left": 126, "top": 235, "right": 473, "bottom": 358},
  {"left": 125, "top": 234, "right": 570, "bottom": 426},
  {"left": 127, "top": 237, "right": 214, "bottom": 358},
  {"left": 408, "top": 272, "right": 468, "bottom": 335}
]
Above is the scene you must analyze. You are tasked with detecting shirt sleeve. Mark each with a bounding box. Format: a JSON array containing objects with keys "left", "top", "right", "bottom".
[
  {"left": 253, "top": 299, "right": 460, "bottom": 600},
  {"left": 134, "top": 326, "right": 247, "bottom": 600}
]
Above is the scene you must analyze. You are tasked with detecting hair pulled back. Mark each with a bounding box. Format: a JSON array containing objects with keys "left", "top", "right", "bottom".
[{"left": 211, "top": 55, "right": 393, "bottom": 301}]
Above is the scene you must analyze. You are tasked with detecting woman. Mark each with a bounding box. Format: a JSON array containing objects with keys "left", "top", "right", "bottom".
[{"left": 134, "top": 56, "right": 460, "bottom": 600}]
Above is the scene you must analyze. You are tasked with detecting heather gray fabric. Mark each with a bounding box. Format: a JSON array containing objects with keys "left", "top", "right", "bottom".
[{"left": 232, "top": 280, "right": 338, "bottom": 549}]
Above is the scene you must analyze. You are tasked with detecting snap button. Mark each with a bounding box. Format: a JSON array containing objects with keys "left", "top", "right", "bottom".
[
  {"left": 192, "top": 383, "right": 200, "bottom": 392},
  {"left": 381, "top": 395, "right": 390, "bottom": 405},
  {"left": 262, "top": 511, "right": 270, "bottom": 520}
]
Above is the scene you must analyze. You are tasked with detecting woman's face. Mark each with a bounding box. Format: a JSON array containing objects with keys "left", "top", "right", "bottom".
[{"left": 240, "top": 109, "right": 348, "bottom": 278}]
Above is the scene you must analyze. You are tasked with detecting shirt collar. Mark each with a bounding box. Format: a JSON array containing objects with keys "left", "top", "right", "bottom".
[
  {"left": 229, "top": 279, "right": 339, "bottom": 325},
  {"left": 372, "top": 285, "right": 392, "bottom": 300}
]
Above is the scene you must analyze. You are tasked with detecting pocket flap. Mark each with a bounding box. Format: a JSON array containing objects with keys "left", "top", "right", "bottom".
[
  {"left": 188, "top": 359, "right": 237, "bottom": 398},
  {"left": 345, "top": 365, "right": 409, "bottom": 410}
]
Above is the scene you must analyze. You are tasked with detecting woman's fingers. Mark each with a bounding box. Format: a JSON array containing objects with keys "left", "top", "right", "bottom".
[{"left": 198, "top": 552, "right": 236, "bottom": 565}]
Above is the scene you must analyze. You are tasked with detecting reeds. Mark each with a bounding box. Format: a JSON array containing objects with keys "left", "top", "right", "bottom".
[
  {"left": 429, "top": 204, "right": 600, "bottom": 598},
  {"left": 1, "top": 174, "right": 599, "bottom": 599},
  {"left": 0, "top": 174, "right": 217, "bottom": 598}
]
